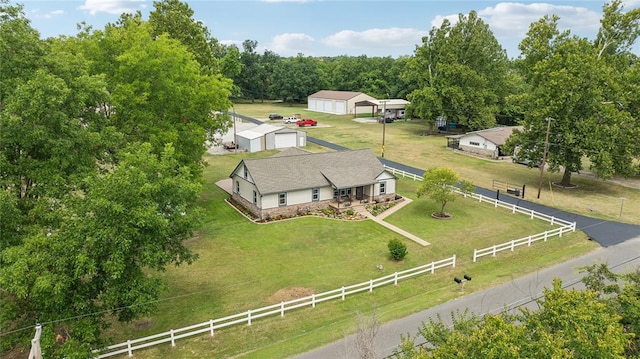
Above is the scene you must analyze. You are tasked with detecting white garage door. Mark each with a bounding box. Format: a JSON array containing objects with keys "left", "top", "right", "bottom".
[
  {"left": 308, "top": 99, "right": 318, "bottom": 111},
  {"left": 323, "top": 100, "right": 333, "bottom": 113},
  {"left": 275, "top": 133, "right": 297, "bottom": 148},
  {"left": 335, "top": 101, "right": 345, "bottom": 114}
]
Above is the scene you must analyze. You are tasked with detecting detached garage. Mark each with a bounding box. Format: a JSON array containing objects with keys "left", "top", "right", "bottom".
[
  {"left": 236, "top": 124, "right": 306, "bottom": 153},
  {"left": 308, "top": 90, "right": 377, "bottom": 115}
]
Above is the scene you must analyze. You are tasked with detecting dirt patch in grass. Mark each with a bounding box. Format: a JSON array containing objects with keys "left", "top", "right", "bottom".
[{"left": 267, "top": 287, "right": 314, "bottom": 304}]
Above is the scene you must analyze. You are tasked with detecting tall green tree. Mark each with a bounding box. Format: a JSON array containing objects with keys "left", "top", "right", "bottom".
[
  {"left": 512, "top": 2, "right": 640, "bottom": 186},
  {"left": 407, "top": 11, "right": 508, "bottom": 130},
  {"left": 1, "top": 143, "right": 201, "bottom": 357},
  {"left": 148, "top": 0, "right": 221, "bottom": 75}
]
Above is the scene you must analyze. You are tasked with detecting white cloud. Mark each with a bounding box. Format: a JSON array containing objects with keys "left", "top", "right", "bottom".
[
  {"left": 322, "top": 27, "right": 427, "bottom": 50},
  {"left": 268, "top": 33, "right": 315, "bottom": 56},
  {"left": 220, "top": 39, "right": 243, "bottom": 48},
  {"left": 477, "top": 2, "right": 601, "bottom": 39},
  {"left": 79, "top": 0, "right": 147, "bottom": 15}
]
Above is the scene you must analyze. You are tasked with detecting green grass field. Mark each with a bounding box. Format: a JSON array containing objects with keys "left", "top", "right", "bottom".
[{"left": 105, "top": 142, "right": 600, "bottom": 358}]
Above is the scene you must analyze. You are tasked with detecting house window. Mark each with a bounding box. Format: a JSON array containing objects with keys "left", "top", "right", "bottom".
[
  {"left": 278, "top": 193, "right": 286, "bottom": 206},
  {"left": 380, "top": 181, "right": 386, "bottom": 194},
  {"left": 235, "top": 180, "right": 240, "bottom": 193},
  {"left": 244, "top": 167, "right": 248, "bottom": 179},
  {"left": 469, "top": 141, "right": 480, "bottom": 146},
  {"left": 253, "top": 191, "right": 257, "bottom": 204},
  {"left": 312, "top": 188, "right": 319, "bottom": 201}
]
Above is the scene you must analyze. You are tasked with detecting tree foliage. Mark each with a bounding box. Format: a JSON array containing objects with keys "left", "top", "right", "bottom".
[
  {"left": 416, "top": 168, "right": 474, "bottom": 216},
  {"left": 395, "top": 271, "right": 637, "bottom": 359},
  {"left": 0, "top": 2, "right": 231, "bottom": 356},
  {"left": 511, "top": 1, "right": 640, "bottom": 186},
  {"left": 407, "top": 11, "right": 509, "bottom": 130}
]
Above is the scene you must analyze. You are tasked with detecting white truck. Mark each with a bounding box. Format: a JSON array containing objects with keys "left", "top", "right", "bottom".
[{"left": 283, "top": 116, "right": 298, "bottom": 124}]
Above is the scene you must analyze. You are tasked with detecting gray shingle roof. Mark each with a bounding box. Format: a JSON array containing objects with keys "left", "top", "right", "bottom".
[{"left": 236, "top": 149, "right": 387, "bottom": 194}]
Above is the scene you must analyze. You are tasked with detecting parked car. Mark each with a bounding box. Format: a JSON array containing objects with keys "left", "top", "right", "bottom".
[
  {"left": 296, "top": 119, "right": 317, "bottom": 127},
  {"left": 268, "top": 113, "right": 283, "bottom": 120},
  {"left": 283, "top": 116, "right": 298, "bottom": 124}
]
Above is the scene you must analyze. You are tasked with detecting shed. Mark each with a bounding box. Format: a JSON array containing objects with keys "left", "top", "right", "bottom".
[
  {"left": 307, "top": 90, "right": 377, "bottom": 115},
  {"left": 236, "top": 124, "right": 306, "bottom": 153}
]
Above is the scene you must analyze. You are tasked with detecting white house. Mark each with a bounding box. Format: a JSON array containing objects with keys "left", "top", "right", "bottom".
[
  {"left": 229, "top": 148, "right": 398, "bottom": 221},
  {"left": 307, "top": 90, "right": 377, "bottom": 115},
  {"left": 451, "top": 126, "right": 523, "bottom": 159},
  {"left": 235, "top": 123, "right": 306, "bottom": 153}
]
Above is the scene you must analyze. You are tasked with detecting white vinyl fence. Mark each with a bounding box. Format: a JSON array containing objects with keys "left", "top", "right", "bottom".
[
  {"left": 383, "top": 166, "right": 578, "bottom": 262},
  {"left": 93, "top": 255, "right": 456, "bottom": 358}
]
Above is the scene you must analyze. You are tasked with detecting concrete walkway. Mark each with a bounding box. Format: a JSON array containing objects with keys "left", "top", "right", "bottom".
[{"left": 353, "top": 198, "right": 430, "bottom": 246}]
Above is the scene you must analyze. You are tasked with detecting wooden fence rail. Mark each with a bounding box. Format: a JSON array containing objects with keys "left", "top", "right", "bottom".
[{"left": 93, "top": 255, "right": 457, "bottom": 358}]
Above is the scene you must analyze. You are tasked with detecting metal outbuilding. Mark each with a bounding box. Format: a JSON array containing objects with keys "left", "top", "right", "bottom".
[
  {"left": 235, "top": 124, "right": 306, "bottom": 153},
  {"left": 307, "top": 90, "right": 377, "bottom": 115}
]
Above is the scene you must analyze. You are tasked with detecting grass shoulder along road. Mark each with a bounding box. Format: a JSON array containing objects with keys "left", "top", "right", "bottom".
[{"left": 105, "top": 151, "right": 599, "bottom": 358}]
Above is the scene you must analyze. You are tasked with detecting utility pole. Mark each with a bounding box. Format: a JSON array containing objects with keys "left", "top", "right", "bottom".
[
  {"left": 537, "top": 117, "right": 553, "bottom": 199},
  {"left": 380, "top": 100, "right": 388, "bottom": 158}
]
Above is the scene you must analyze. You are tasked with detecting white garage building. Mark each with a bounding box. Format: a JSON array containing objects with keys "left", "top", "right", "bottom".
[
  {"left": 236, "top": 124, "right": 307, "bottom": 153},
  {"left": 307, "top": 90, "right": 377, "bottom": 115}
]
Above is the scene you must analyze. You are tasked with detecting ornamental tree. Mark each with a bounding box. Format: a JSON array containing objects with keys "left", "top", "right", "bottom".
[{"left": 416, "top": 168, "right": 474, "bottom": 217}]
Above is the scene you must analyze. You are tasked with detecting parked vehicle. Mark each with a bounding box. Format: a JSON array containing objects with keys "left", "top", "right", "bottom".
[
  {"left": 296, "top": 119, "right": 317, "bottom": 127},
  {"left": 283, "top": 116, "right": 298, "bottom": 124},
  {"left": 268, "top": 113, "right": 283, "bottom": 120}
]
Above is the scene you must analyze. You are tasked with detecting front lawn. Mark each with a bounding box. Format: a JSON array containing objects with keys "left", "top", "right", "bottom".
[{"left": 105, "top": 152, "right": 598, "bottom": 358}]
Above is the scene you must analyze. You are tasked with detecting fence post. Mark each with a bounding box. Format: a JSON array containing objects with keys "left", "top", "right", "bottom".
[
  {"left": 512, "top": 204, "right": 516, "bottom": 214},
  {"left": 170, "top": 329, "right": 176, "bottom": 347},
  {"left": 494, "top": 198, "right": 498, "bottom": 208},
  {"left": 452, "top": 254, "right": 456, "bottom": 268},
  {"left": 394, "top": 272, "right": 398, "bottom": 285},
  {"left": 430, "top": 262, "right": 435, "bottom": 274},
  {"left": 209, "top": 320, "right": 214, "bottom": 336},
  {"left": 369, "top": 279, "right": 374, "bottom": 293},
  {"left": 247, "top": 310, "right": 252, "bottom": 326},
  {"left": 473, "top": 250, "right": 477, "bottom": 263},
  {"left": 544, "top": 231, "right": 548, "bottom": 242},
  {"left": 492, "top": 245, "right": 497, "bottom": 257},
  {"left": 511, "top": 240, "right": 515, "bottom": 251},
  {"left": 550, "top": 216, "right": 555, "bottom": 225},
  {"left": 528, "top": 235, "right": 532, "bottom": 246},
  {"left": 478, "top": 194, "right": 483, "bottom": 202},
  {"left": 530, "top": 209, "right": 534, "bottom": 219},
  {"left": 127, "top": 340, "right": 132, "bottom": 357},
  {"left": 280, "top": 302, "right": 285, "bottom": 317},
  {"left": 312, "top": 294, "right": 316, "bottom": 308},
  {"left": 341, "top": 286, "right": 345, "bottom": 300}
]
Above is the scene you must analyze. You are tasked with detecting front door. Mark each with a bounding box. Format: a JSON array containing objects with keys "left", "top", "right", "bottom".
[{"left": 355, "top": 186, "right": 363, "bottom": 200}]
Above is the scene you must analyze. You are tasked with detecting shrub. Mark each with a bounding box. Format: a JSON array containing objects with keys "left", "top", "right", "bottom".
[
  {"left": 345, "top": 209, "right": 354, "bottom": 216},
  {"left": 388, "top": 239, "right": 408, "bottom": 261}
]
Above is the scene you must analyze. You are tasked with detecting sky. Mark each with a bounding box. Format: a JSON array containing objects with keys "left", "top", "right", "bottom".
[{"left": 17, "top": 0, "right": 640, "bottom": 59}]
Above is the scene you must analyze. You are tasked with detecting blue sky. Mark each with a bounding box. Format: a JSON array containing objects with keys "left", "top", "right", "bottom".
[{"left": 18, "top": 0, "right": 640, "bottom": 59}]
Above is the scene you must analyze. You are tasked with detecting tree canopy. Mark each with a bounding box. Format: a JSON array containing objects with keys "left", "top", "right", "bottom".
[
  {"left": 0, "top": 1, "right": 231, "bottom": 356},
  {"left": 509, "top": 0, "right": 640, "bottom": 186},
  {"left": 407, "top": 11, "right": 509, "bottom": 131},
  {"left": 416, "top": 168, "right": 474, "bottom": 217},
  {"left": 395, "top": 266, "right": 640, "bottom": 358}
]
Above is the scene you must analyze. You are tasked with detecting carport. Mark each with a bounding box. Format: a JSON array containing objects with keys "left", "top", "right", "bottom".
[{"left": 354, "top": 100, "right": 379, "bottom": 118}]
